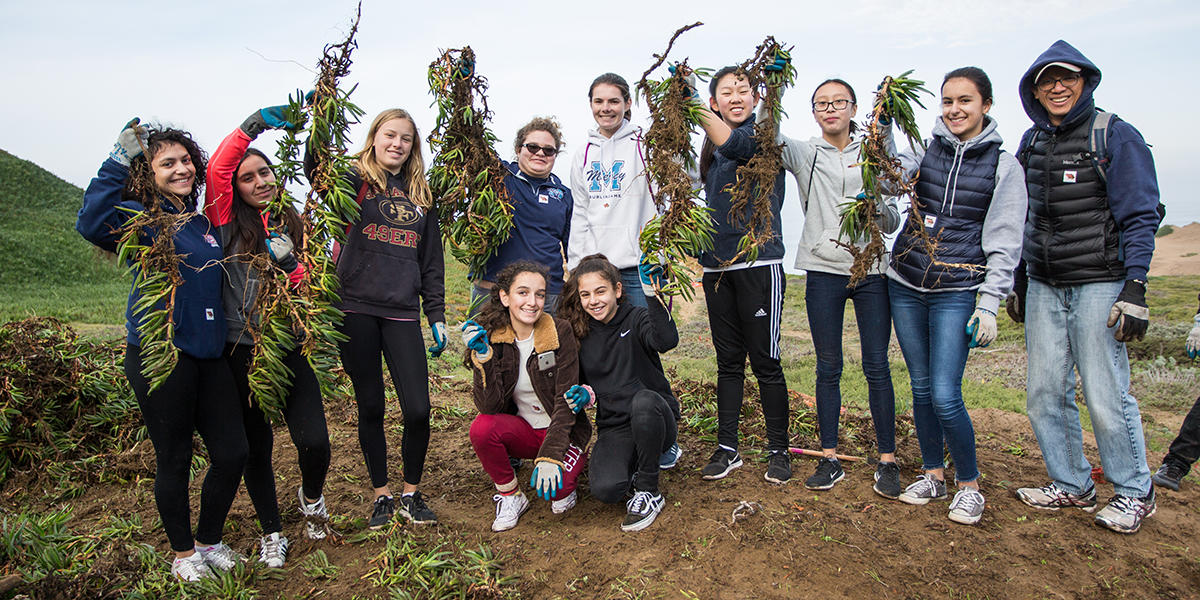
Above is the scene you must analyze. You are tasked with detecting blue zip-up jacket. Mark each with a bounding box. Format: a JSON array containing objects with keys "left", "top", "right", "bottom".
[
  {"left": 1018, "top": 39, "right": 1160, "bottom": 283},
  {"left": 700, "top": 114, "right": 787, "bottom": 270},
  {"left": 76, "top": 158, "right": 227, "bottom": 358},
  {"left": 480, "top": 160, "right": 572, "bottom": 294}
]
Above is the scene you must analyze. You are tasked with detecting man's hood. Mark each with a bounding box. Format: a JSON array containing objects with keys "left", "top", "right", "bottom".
[{"left": 1019, "top": 39, "right": 1102, "bottom": 132}]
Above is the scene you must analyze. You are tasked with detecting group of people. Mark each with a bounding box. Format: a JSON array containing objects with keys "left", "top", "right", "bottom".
[{"left": 75, "top": 38, "right": 1175, "bottom": 582}]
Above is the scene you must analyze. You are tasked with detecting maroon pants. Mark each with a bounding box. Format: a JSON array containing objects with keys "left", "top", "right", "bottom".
[{"left": 469, "top": 413, "right": 587, "bottom": 501}]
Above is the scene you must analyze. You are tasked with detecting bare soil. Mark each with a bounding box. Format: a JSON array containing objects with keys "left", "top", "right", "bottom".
[
  {"left": 1150, "top": 223, "right": 1200, "bottom": 277},
  {"left": 9, "top": 372, "right": 1200, "bottom": 600}
]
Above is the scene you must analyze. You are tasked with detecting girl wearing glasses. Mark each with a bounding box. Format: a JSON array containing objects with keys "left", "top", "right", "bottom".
[
  {"left": 884, "top": 67, "right": 1025, "bottom": 525},
  {"left": 567, "top": 73, "right": 656, "bottom": 308},
  {"left": 473, "top": 117, "right": 574, "bottom": 314},
  {"left": 308, "top": 108, "right": 446, "bottom": 531},
  {"left": 777, "top": 79, "right": 903, "bottom": 498}
]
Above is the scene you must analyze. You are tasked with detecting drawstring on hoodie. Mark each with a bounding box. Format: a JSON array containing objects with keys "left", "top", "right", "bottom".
[{"left": 943, "top": 142, "right": 966, "bottom": 217}]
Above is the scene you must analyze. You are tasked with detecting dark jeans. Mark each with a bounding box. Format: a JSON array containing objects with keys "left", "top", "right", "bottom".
[
  {"left": 806, "top": 272, "right": 896, "bottom": 453},
  {"left": 125, "top": 345, "right": 247, "bottom": 552},
  {"left": 888, "top": 280, "right": 979, "bottom": 483},
  {"left": 226, "top": 343, "right": 331, "bottom": 534},
  {"left": 339, "top": 313, "right": 431, "bottom": 488},
  {"left": 1164, "top": 394, "right": 1200, "bottom": 474},
  {"left": 703, "top": 265, "right": 790, "bottom": 452},
  {"left": 590, "top": 390, "right": 678, "bottom": 502}
]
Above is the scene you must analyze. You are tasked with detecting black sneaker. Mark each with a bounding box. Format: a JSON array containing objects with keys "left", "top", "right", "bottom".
[
  {"left": 1152, "top": 462, "right": 1185, "bottom": 492},
  {"left": 701, "top": 448, "right": 743, "bottom": 480},
  {"left": 398, "top": 491, "right": 438, "bottom": 525},
  {"left": 764, "top": 451, "right": 792, "bottom": 484},
  {"left": 873, "top": 461, "right": 902, "bottom": 499},
  {"left": 620, "top": 491, "right": 665, "bottom": 532},
  {"left": 367, "top": 495, "right": 395, "bottom": 530},
  {"left": 804, "top": 457, "right": 845, "bottom": 491}
]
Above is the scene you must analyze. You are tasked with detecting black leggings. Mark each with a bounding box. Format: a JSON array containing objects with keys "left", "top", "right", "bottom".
[
  {"left": 1164, "top": 394, "right": 1200, "bottom": 474},
  {"left": 339, "top": 313, "right": 431, "bottom": 488},
  {"left": 703, "top": 265, "right": 791, "bottom": 452},
  {"left": 226, "top": 343, "right": 331, "bottom": 534},
  {"left": 590, "top": 390, "right": 678, "bottom": 502},
  {"left": 125, "top": 345, "right": 247, "bottom": 552}
]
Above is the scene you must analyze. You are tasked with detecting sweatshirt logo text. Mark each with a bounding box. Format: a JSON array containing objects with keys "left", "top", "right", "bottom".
[
  {"left": 588, "top": 160, "right": 626, "bottom": 193},
  {"left": 361, "top": 223, "right": 420, "bottom": 248}
]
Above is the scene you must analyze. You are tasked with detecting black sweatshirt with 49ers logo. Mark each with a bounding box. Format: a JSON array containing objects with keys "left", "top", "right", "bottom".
[{"left": 333, "top": 168, "right": 445, "bottom": 325}]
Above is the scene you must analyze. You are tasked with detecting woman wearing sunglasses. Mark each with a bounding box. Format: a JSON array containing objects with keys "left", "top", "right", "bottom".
[{"left": 473, "top": 117, "right": 574, "bottom": 314}]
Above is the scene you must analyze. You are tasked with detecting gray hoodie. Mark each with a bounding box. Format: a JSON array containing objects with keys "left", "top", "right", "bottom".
[
  {"left": 885, "top": 116, "right": 1027, "bottom": 314},
  {"left": 779, "top": 133, "right": 901, "bottom": 275}
]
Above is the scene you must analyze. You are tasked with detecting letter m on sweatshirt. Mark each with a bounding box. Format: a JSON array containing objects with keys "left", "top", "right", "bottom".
[{"left": 589, "top": 160, "right": 625, "bottom": 193}]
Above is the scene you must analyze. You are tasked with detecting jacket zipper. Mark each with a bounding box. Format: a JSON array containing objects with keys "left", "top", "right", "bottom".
[{"left": 1042, "top": 133, "right": 1056, "bottom": 282}]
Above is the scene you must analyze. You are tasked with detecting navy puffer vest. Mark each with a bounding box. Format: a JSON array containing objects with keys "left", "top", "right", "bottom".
[
  {"left": 1021, "top": 113, "right": 1123, "bottom": 284},
  {"left": 891, "top": 136, "right": 1001, "bottom": 289}
]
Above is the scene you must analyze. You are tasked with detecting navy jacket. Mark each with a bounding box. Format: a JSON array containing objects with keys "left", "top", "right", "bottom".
[
  {"left": 1018, "top": 40, "right": 1160, "bottom": 283},
  {"left": 480, "top": 161, "right": 572, "bottom": 294},
  {"left": 76, "top": 158, "right": 227, "bottom": 359}
]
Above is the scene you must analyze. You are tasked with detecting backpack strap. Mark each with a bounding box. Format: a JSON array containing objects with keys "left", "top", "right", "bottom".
[
  {"left": 1016, "top": 127, "right": 1038, "bottom": 169},
  {"left": 1089, "top": 110, "right": 1115, "bottom": 186},
  {"left": 333, "top": 179, "right": 370, "bottom": 264}
]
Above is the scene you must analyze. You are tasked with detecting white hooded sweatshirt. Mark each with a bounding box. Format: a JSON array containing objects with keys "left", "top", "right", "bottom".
[{"left": 568, "top": 119, "right": 657, "bottom": 270}]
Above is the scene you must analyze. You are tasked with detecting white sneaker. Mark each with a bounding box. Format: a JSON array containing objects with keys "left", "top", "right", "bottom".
[
  {"left": 298, "top": 487, "right": 330, "bottom": 540},
  {"left": 491, "top": 492, "right": 530, "bottom": 532},
  {"left": 171, "top": 551, "right": 212, "bottom": 581},
  {"left": 197, "top": 542, "right": 244, "bottom": 572},
  {"left": 258, "top": 532, "right": 289, "bottom": 568},
  {"left": 551, "top": 490, "right": 577, "bottom": 514}
]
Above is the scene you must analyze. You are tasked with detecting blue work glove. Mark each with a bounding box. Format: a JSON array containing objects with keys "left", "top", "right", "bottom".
[
  {"left": 638, "top": 253, "right": 666, "bottom": 298},
  {"left": 564, "top": 384, "right": 594, "bottom": 414},
  {"left": 1107, "top": 280, "right": 1149, "bottom": 342},
  {"left": 455, "top": 55, "right": 474, "bottom": 79},
  {"left": 109, "top": 118, "right": 149, "bottom": 167},
  {"left": 428, "top": 322, "right": 447, "bottom": 357},
  {"left": 266, "top": 232, "right": 299, "bottom": 273},
  {"left": 1186, "top": 313, "right": 1199, "bottom": 359},
  {"left": 764, "top": 48, "right": 791, "bottom": 72},
  {"left": 461, "top": 320, "right": 491, "bottom": 359},
  {"left": 240, "top": 90, "right": 313, "bottom": 138},
  {"left": 965, "top": 307, "right": 997, "bottom": 348},
  {"left": 530, "top": 461, "right": 563, "bottom": 501},
  {"left": 875, "top": 81, "right": 894, "bottom": 126},
  {"left": 669, "top": 63, "right": 698, "bottom": 100}
]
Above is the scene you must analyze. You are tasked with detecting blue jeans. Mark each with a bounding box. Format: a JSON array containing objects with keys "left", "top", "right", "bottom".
[
  {"left": 1025, "top": 279, "right": 1151, "bottom": 498},
  {"left": 806, "top": 272, "right": 895, "bottom": 453},
  {"left": 888, "top": 280, "right": 978, "bottom": 483},
  {"left": 619, "top": 267, "right": 647, "bottom": 309}
]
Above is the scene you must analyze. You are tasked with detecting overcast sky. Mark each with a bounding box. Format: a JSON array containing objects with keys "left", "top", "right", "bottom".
[{"left": 3, "top": 0, "right": 1196, "bottom": 271}]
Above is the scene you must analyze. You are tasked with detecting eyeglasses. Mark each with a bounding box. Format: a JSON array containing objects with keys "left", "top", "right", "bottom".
[
  {"left": 522, "top": 143, "right": 559, "bottom": 156},
  {"left": 812, "top": 99, "right": 853, "bottom": 112},
  {"left": 1036, "top": 72, "right": 1081, "bottom": 91}
]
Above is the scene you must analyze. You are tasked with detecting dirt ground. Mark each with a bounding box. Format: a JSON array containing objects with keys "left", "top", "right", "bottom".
[
  {"left": 11, "top": 371, "right": 1200, "bottom": 600},
  {"left": 1150, "top": 223, "right": 1200, "bottom": 277}
]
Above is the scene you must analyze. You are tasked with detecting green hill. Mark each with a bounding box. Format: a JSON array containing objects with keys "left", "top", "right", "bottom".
[{"left": 0, "top": 149, "right": 127, "bottom": 325}]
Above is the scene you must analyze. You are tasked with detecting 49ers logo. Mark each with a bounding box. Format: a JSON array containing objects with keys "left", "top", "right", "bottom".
[
  {"left": 362, "top": 223, "right": 420, "bottom": 248},
  {"left": 379, "top": 198, "right": 421, "bottom": 225}
]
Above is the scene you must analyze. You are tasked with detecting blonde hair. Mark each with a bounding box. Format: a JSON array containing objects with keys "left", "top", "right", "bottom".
[{"left": 354, "top": 108, "right": 432, "bottom": 209}]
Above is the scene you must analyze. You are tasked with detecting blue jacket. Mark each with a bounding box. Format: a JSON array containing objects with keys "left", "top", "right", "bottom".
[
  {"left": 480, "top": 161, "right": 572, "bottom": 294},
  {"left": 700, "top": 115, "right": 786, "bottom": 269},
  {"left": 76, "top": 158, "right": 227, "bottom": 359},
  {"left": 1018, "top": 40, "right": 1160, "bottom": 282}
]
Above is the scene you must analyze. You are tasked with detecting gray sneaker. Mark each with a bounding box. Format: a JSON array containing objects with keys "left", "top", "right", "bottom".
[
  {"left": 1094, "top": 488, "right": 1156, "bottom": 534},
  {"left": 898, "top": 474, "right": 948, "bottom": 505},
  {"left": 948, "top": 488, "right": 986, "bottom": 525},
  {"left": 1015, "top": 482, "right": 1098, "bottom": 512}
]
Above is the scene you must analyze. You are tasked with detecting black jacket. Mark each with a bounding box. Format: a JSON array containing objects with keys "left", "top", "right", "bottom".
[{"left": 578, "top": 299, "right": 680, "bottom": 429}]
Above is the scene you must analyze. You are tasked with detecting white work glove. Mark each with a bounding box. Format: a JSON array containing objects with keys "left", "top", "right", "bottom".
[
  {"left": 109, "top": 117, "right": 149, "bottom": 167},
  {"left": 1187, "top": 313, "right": 1200, "bottom": 360},
  {"left": 530, "top": 461, "right": 563, "bottom": 500},
  {"left": 965, "top": 307, "right": 997, "bottom": 348}
]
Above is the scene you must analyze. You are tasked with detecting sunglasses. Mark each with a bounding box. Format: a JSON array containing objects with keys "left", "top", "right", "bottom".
[{"left": 522, "top": 143, "right": 559, "bottom": 157}]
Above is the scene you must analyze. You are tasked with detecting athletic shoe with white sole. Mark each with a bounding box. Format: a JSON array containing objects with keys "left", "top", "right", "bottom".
[
  {"left": 764, "top": 450, "right": 792, "bottom": 484},
  {"left": 491, "top": 492, "right": 529, "bottom": 532},
  {"left": 701, "top": 448, "right": 743, "bottom": 480},
  {"left": 551, "top": 490, "right": 577, "bottom": 514},
  {"left": 258, "top": 532, "right": 289, "bottom": 568},
  {"left": 298, "top": 487, "right": 330, "bottom": 540},
  {"left": 804, "top": 457, "right": 843, "bottom": 490},
  {"left": 948, "top": 488, "right": 986, "bottom": 525},
  {"left": 659, "top": 443, "right": 682, "bottom": 470},
  {"left": 621, "top": 491, "right": 664, "bottom": 532},
  {"left": 398, "top": 491, "right": 438, "bottom": 525},
  {"left": 171, "top": 552, "right": 212, "bottom": 582},
  {"left": 1094, "top": 488, "right": 1156, "bottom": 534},
  {"left": 368, "top": 495, "right": 395, "bottom": 530},
  {"left": 1015, "top": 482, "right": 1098, "bottom": 512},
  {"left": 898, "top": 473, "right": 948, "bottom": 505},
  {"left": 873, "top": 462, "right": 902, "bottom": 499},
  {"left": 197, "top": 542, "right": 244, "bottom": 572}
]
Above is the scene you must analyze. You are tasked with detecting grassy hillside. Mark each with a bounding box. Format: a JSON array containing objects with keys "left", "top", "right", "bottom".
[{"left": 0, "top": 149, "right": 127, "bottom": 323}]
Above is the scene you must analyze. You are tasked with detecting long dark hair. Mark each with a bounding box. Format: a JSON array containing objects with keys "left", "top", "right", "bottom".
[
  {"left": 124, "top": 127, "right": 207, "bottom": 209},
  {"left": 476, "top": 261, "right": 551, "bottom": 334},
  {"left": 812, "top": 78, "right": 860, "bottom": 135},
  {"left": 699, "top": 66, "right": 743, "bottom": 184},
  {"left": 943, "top": 66, "right": 993, "bottom": 104},
  {"left": 559, "top": 253, "right": 624, "bottom": 339},
  {"left": 229, "top": 147, "right": 304, "bottom": 255},
  {"left": 589, "top": 73, "right": 633, "bottom": 122}
]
